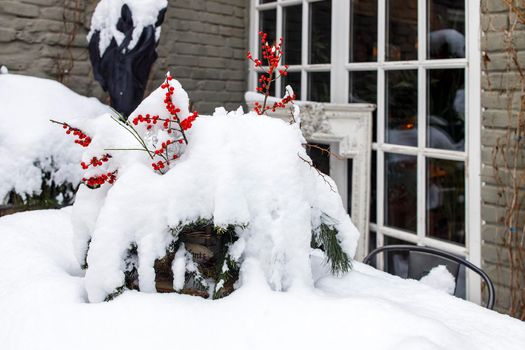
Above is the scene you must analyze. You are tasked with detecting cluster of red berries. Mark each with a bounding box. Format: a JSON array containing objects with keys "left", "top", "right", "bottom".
[
  {"left": 180, "top": 111, "right": 198, "bottom": 131},
  {"left": 60, "top": 122, "right": 92, "bottom": 147},
  {"left": 253, "top": 92, "right": 297, "bottom": 115},
  {"left": 162, "top": 75, "right": 181, "bottom": 116},
  {"left": 82, "top": 171, "right": 117, "bottom": 188},
  {"left": 132, "top": 114, "right": 160, "bottom": 130},
  {"left": 247, "top": 32, "right": 294, "bottom": 115},
  {"left": 80, "top": 154, "right": 111, "bottom": 170},
  {"left": 154, "top": 140, "right": 173, "bottom": 155}
]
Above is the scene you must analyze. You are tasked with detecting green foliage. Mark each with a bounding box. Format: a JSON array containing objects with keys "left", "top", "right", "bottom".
[
  {"left": 3, "top": 162, "right": 76, "bottom": 210},
  {"left": 312, "top": 221, "right": 352, "bottom": 275}
]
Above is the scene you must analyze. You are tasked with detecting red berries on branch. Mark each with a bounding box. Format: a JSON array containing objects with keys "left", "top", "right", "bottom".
[
  {"left": 82, "top": 171, "right": 117, "bottom": 189},
  {"left": 80, "top": 154, "right": 112, "bottom": 169},
  {"left": 246, "top": 32, "right": 295, "bottom": 115},
  {"left": 51, "top": 120, "right": 92, "bottom": 147}
]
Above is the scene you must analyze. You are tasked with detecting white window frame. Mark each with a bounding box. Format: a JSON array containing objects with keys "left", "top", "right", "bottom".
[{"left": 248, "top": 0, "right": 481, "bottom": 304}]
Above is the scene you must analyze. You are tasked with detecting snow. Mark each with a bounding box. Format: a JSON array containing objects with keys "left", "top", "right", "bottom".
[
  {"left": 419, "top": 265, "right": 456, "bottom": 295},
  {"left": 0, "top": 208, "right": 524, "bottom": 350},
  {"left": 0, "top": 73, "right": 109, "bottom": 203},
  {"left": 87, "top": 0, "right": 168, "bottom": 56},
  {"left": 70, "top": 80, "right": 358, "bottom": 302},
  {"left": 0, "top": 65, "right": 8, "bottom": 74}
]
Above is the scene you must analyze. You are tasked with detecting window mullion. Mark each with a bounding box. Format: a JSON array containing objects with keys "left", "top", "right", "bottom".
[
  {"left": 301, "top": 1, "right": 308, "bottom": 100},
  {"left": 377, "top": 0, "right": 386, "bottom": 238},
  {"left": 275, "top": 3, "right": 283, "bottom": 97},
  {"left": 417, "top": 65, "right": 426, "bottom": 243},
  {"left": 417, "top": 0, "right": 426, "bottom": 243},
  {"left": 330, "top": 0, "right": 349, "bottom": 103}
]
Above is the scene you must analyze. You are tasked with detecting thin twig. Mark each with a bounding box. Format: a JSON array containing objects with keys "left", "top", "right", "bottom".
[{"left": 298, "top": 153, "right": 335, "bottom": 192}]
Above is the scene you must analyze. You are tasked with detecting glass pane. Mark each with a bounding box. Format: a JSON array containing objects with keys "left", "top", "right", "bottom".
[
  {"left": 308, "top": 72, "right": 330, "bottom": 102},
  {"left": 258, "top": 72, "right": 275, "bottom": 97},
  {"left": 385, "top": 153, "right": 417, "bottom": 233},
  {"left": 259, "top": 10, "right": 276, "bottom": 58},
  {"left": 259, "top": 0, "right": 275, "bottom": 4},
  {"left": 306, "top": 143, "right": 330, "bottom": 175},
  {"left": 349, "top": 70, "right": 377, "bottom": 142},
  {"left": 368, "top": 231, "right": 377, "bottom": 267},
  {"left": 386, "top": 0, "right": 418, "bottom": 61},
  {"left": 428, "top": 0, "right": 465, "bottom": 59},
  {"left": 281, "top": 71, "right": 301, "bottom": 100},
  {"left": 284, "top": 5, "right": 302, "bottom": 65},
  {"left": 370, "top": 150, "right": 377, "bottom": 223},
  {"left": 309, "top": 0, "right": 331, "bottom": 64},
  {"left": 385, "top": 70, "right": 418, "bottom": 146},
  {"left": 426, "top": 158, "right": 465, "bottom": 245},
  {"left": 383, "top": 236, "right": 415, "bottom": 277},
  {"left": 349, "top": 0, "right": 378, "bottom": 62},
  {"left": 347, "top": 158, "right": 353, "bottom": 217},
  {"left": 427, "top": 69, "right": 465, "bottom": 151}
]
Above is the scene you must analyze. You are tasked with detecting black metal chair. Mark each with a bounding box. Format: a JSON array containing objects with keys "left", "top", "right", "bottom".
[{"left": 363, "top": 245, "right": 495, "bottom": 309}]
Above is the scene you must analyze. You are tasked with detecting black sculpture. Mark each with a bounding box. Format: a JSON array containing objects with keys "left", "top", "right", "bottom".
[{"left": 88, "top": 4, "right": 167, "bottom": 117}]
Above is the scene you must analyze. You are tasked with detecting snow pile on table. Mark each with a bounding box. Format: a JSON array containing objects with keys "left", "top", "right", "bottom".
[
  {"left": 1, "top": 209, "right": 524, "bottom": 350},
  {"left": 0, "top": 73, "right": 109, "bottom": 203},
  {"left": 419, "top": 265, "right": 456, "bottom": 295},
  {"left": 71, "top": 79, "right": 357, "bottom": 302},
  {"left": 88, "top": 0, "right": 168, "bottom": 55}
]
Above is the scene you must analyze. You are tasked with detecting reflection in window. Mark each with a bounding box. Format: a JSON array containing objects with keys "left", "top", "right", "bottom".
[
  {"left": 350, "top": 0, "right": 378, "bottom": 62},
  {"left": 284, "top": 5, "right": 302, "bottom": 65},
  {"left": 308, "top": 72, "right": 330, "bottom": 102},
  {"left": 370, "top": 150, "right": 377, "bottom": 223},
  {"left": 281, "top": 71, "right": 301, "bottom": 100},
  {"left": 309, "top": 0, "right": 331, "bottom": 64},
  {"left": 385, "top": 70, "right": 418, "bottom": 146},
  {"left": 383, "top": 236, "right": 415, "bottom": 277},
  {"left": 347, "top": 158, "right": 353, "bottom": 217},
  {"left": 427, "top": 69, "right": 465, "bottom": 151},
  {"left": 386, "top": 0, "right": 418, "bottom": 61},
  {"left": 426, "top": 158, "right": 465, "bottom": 245},
  {"left": 259, "top": 10, "right": 276, "bottom": 58},
  {"left": 428, "top": 0, "right": 465, "bottom": 59},
  {"left": 349, "top": 70, "right": 377, "bottom": 142},
  {"left": 384, "top": 153, "right": 417, "bottom": 233}
]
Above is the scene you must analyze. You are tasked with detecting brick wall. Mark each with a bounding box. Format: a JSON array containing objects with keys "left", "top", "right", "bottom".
[
  {"left": 0, "top": 0, "right": 249, "bottom": 114},
  {"left": 480, "top": 0, "right": 525, "bottom": 314},
  {"left": 0, "top": 0, "right": 104, "bottom": 99}
]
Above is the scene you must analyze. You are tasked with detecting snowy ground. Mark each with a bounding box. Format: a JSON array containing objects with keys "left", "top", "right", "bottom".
[{"left": 0, "top": 209, "right": 524, "bottom": 350}]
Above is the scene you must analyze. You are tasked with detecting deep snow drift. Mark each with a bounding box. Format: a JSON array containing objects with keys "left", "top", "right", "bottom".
[
  {"left": 0, "top": 208, "right": 524, "bottom": 350},
  {"left": 69, "top": 80, "right": 357, "bottom": 302},
  {"left": 0, "top": 73, "right": 109, "bottom": 202}
]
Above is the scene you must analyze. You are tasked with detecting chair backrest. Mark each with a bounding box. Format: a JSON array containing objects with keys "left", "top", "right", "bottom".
[{"left": 363, "top": 245, "right": 495, "bottom": 309}]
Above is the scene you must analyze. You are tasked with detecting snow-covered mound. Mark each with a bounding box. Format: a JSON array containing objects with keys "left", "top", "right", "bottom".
[
  {"left": 0, "top": 73, "right": 109, "bottom": 203},
  {"left": 1, "top": 209, "right": 524, "bottom": 350},
  {"left": 88, "top": 0, "right": 167, "bottom": 56},
  {"left": 71, "top": 81, "right": 358, "bottom": 301}
]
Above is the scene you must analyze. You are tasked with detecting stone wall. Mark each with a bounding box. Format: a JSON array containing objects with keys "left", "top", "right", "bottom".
[
  {"left": 0, "top": 0, "right": 249, "bottom": 114},
  {"left": 480, "top": 0, "right": 525, "bottom": 316}
]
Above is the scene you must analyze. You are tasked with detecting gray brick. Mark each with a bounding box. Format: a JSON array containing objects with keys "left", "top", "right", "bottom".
[
  {"left": 0, "top": 27, "right": 16, "bottom": 42},
  {"left": 0, "top": 1, "right": 39, "bottom": 18}
]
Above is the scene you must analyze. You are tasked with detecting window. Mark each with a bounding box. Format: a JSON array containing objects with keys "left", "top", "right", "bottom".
[
  {"left": 249, "top": 0, "right": 481, "bottom": 302},
  {"left": 250, "top": 0, "right": 333, "bottom": 102}
]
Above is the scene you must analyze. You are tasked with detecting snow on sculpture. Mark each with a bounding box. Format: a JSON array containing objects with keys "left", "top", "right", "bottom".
[{"left": 87, "top": 0, "right": 168, "bottom": 117}]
